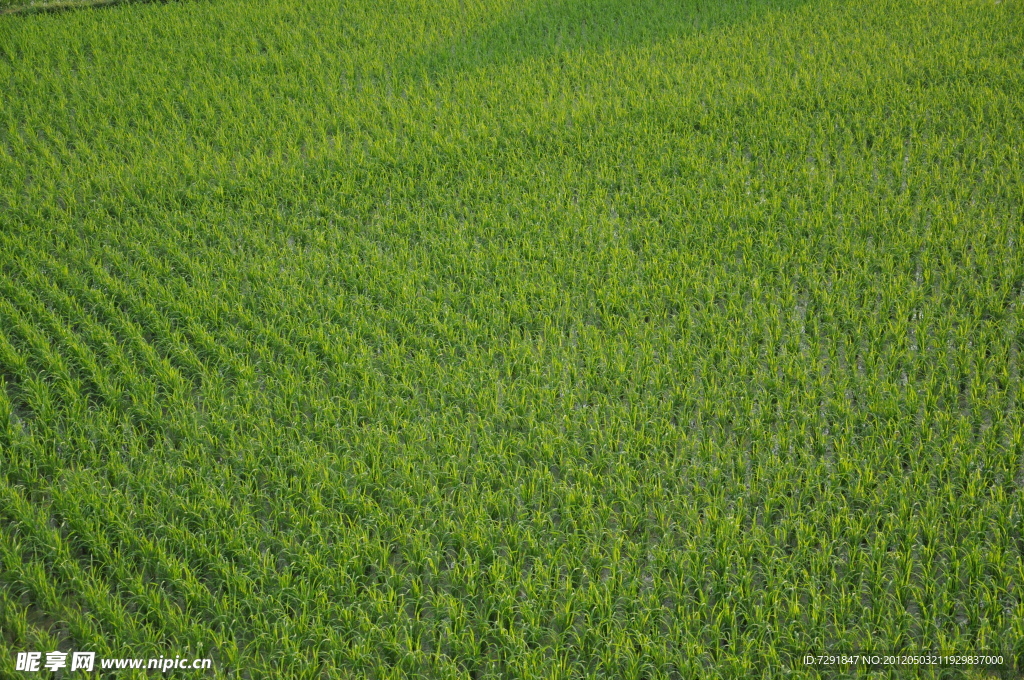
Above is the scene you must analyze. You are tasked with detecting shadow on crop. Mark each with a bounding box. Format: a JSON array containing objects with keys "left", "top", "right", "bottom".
[
  {"left": 0, "top": 0, "right": 168, "bottom": 16},
  {"left": 405, "top": 0, "right": 809, "bottom": 79}
]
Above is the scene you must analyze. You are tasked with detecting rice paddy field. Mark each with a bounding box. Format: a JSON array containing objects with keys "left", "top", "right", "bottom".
[{"left": 1, "top": 0, "right": 1023, "bottom": 677}]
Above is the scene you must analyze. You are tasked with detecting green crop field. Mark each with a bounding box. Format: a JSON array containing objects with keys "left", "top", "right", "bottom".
[{"left": 1, "top": 0, "right": 1023, "bottom": 677}]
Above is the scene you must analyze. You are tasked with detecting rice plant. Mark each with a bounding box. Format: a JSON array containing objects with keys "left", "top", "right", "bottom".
[{"left": 1, "top": 0, "right": 1022, "bottom": 677}]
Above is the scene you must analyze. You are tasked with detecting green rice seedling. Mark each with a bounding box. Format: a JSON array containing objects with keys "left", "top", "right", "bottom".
[{"left": 1, "top": 0, "right": 1023, "bottom": 677}]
